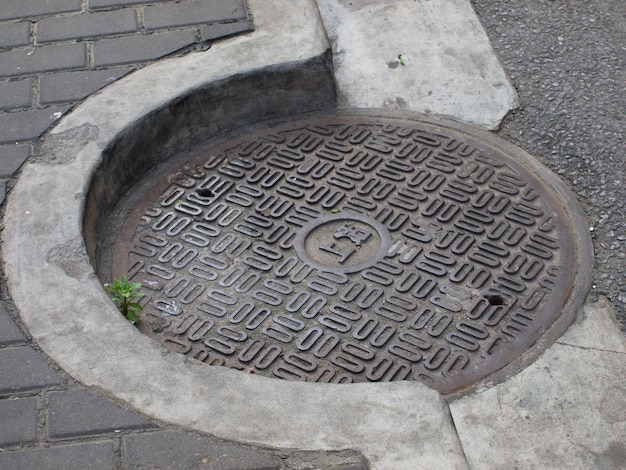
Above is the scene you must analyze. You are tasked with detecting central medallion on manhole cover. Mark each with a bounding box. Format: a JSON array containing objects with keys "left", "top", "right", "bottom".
[
  {"left": 106, "top": 114, "right": 589, "bottom": 395},
  {"left": 295, "top": 214, "right": 392, "bottom": 273}
]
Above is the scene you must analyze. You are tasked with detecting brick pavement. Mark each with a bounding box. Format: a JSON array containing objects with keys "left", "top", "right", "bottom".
[
  {"left": 0, "top": 0, "right": 254, "bottom": 201},
  {"left": 0, "top": 1, "right": 365, "bottom": 468}
]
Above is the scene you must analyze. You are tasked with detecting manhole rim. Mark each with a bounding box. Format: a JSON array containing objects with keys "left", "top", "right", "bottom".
[{"left": 103, "top": 110, "right": 594, "bottom": 397}]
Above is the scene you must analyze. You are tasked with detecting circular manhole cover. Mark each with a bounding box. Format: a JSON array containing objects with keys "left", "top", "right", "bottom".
[{"left": 107, "top": 114, "right": 589, "bottom": 394}]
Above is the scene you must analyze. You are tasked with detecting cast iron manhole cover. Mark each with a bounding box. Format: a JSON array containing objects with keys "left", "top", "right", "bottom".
[{"left": 109, "top": 115, "right": 588, "bottom": 394}]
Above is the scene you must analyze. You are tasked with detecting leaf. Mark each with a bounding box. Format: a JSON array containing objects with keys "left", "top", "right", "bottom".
[
  {"left": 104, "top": 276, "right": 144, "bottom": 324},
  {"left": 126, "top": 310, "right": 137, "bottom": 324}
]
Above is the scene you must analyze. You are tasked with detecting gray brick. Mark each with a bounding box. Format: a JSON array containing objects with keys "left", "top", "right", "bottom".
[
  {"left": 0, "top": 397, "right": 37, "bottom": 447},
  {"left": 0, "top": 22, "right": 31, "bottom": 49},
  {"left": 48, "top": 389, "right": 155, "bottom": 439},
  {"left": 0, "top": 441, "right": 116, "bottom": 470},
  {"left": 37, "top": 10, "right": 138, "bottom": 44},
  {"left": 0, "top": 346, "right": 63, "bottom": 394},
  {"left": 40, "top": 67, "right": 134, "bottom": 105},
  {"left": 91, "top": 0, "right": 176, "bottom": 8},
  {"left": 0, "top": 79, "right": 31, "bottom": 110},
  {"left": 92, "top": 30, "right": 196, "bottom": 66},
  {"left": 0, "top": 0, "right": 81, "bottom": 21},
  {"left": 0, "top": 43, "right": 87, "bottom": 78},
  {"left": 0, "top": 143, "right": 30, "bottom": 176},
  {"left": 0, "top": 106, "right": 69, "bottom": 144},
  {"left": 123, "top": 431, "right": 283, "bottom": 470},
  {"left": 0, "top": 302, "right": 27, "bottom": 345},
  {"left": 144, "top": 0, "right": 247, "bottom": 31},
  {"left": 201, "top": 20, "right": 254, "bottom": 42}
]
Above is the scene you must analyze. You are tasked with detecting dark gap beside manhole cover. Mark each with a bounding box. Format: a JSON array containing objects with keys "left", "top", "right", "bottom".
[{"left": 102, "top": 114, "right": 590, "bottom": 395}]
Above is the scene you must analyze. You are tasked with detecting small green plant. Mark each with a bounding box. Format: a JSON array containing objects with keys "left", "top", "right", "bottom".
[
  {"left": 331, "top": 208, "right": 340, "bottom": 213},
  {"left": 104, "top": 276, "right": 144, "bottom": 324}
]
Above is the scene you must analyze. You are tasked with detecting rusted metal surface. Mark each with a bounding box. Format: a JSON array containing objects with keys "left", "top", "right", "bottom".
[{"left": 110, "top": 115, "right": 581, "bottom": 394}]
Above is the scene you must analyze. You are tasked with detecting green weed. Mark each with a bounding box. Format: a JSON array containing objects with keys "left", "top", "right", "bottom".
[{"left": 104, "top": 276, "right": 144, "bottom": 324}]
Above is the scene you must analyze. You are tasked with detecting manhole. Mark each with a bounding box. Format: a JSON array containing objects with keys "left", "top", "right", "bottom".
[{"left": 106, "top": 114, "right": 588, "bottom": 394}]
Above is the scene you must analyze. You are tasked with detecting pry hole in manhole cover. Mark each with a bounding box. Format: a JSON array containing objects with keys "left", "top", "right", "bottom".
[{"left": 108, "top": 115, "right": 586, "bottom": 395}]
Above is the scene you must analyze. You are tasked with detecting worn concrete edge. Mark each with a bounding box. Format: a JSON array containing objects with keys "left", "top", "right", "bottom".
[
  {"left": 84, "top": 54, "right": 337, "bottom": 272},
  {"left": 557, "top": 297, "right": 626, "bottom": 353},
  {"left": 316, "top": 0, "right": 519, "bottom": 130},
  {"left": 447, "top": 296, "right": 626, "bottom": 469},
  {"left": 1, "top": 1, "right": 468, "bottom": 469}
]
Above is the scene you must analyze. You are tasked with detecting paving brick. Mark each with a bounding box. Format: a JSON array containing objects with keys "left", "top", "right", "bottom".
[
  {"left": 0, "top": 43, "right": 87, "bottom": 78},
  {"left": 0, "top": 303, "right": 27, "bottom": 345},
  {"left": 0, "top": 106, "right": 69, "bottom": 144},
  {"left": 0, "top": 143, "right": 30, "bottom": 176},
  {"left": 123, "top": 431, "right": 283, "bottom": 470},
  {"left": 0, "top": 79, "right": 31, "bottom": 110},
  {"left": 0, "top": 346, "right": 63, "bottom": 394},
  {"left": 47, "top": 389, "right": 156, "bottom": 440},
  {"left": 90, "top": 0, "right": 175, "bottom": 8},
  {"left": 0, "top": 397, "right": 37, "bottom": 447},
  {"left": 201, "top": 20, "right": 254, "bottom": 42},
  {"left": 0, "top": 441, "right": 116, "bottom": 470},
  {"left": 40, "top": 67, "right": 134, "bottom": 105},
  {"left": 0, "top": 21, "right": 31, "bottom": 49},
  {"left": 92, "top": 30, "right": 196, "bottom": 66},
  {"left": 143, "top": 0, "right": 247, "bottom": 31},
  {"left": 0, "top": 0, "right": 81, "bottom": 22},
  {"left": 37, "top": 9, "right": 138, "bottom": 44}
]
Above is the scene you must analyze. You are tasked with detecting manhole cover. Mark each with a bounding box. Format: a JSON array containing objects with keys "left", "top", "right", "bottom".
[{"left": 108, "top": 114, "right": 588, "bottom": 394}]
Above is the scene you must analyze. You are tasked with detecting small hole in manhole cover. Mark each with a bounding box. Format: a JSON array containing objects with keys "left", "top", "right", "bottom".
[
  {"left": 485, "top": 295, "right": 506, "bottom": 306},
  {"left": 196, "top": 188, "right": 215, "bottom": 198},
  {"left": 102, "top": 114, "right": 589, "bottom": 396}
]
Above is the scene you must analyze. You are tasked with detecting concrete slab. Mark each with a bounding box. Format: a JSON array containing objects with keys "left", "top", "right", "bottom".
[
  {"left": 557, "top": 297, "right": 626, "bottom": 354},
  {"left": 450, "top": 297, "right": 626, "bottom": 470},
  {"left": 2, "top": 1, "right": 468, "bottom": 468},
  {"left": 315, "top": 0, "right": 518, "bottom": 130}
]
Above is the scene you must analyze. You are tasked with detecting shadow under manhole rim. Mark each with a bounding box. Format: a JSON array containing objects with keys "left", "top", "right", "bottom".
[{"left": 98, "top": 112, "right": 592, "bottom": 397}]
